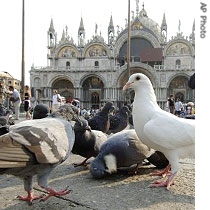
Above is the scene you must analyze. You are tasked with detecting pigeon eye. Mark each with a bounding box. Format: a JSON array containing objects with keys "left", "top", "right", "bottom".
[{"left": 136, "top": 76, "right": 140, "bottom": 80}]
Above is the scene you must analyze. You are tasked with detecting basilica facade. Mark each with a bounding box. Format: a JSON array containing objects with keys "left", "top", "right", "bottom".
[{"left": 29, "top": 3, "right": 195, "bottom": 110}]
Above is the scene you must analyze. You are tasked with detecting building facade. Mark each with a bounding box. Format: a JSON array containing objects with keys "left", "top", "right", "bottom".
[{"left": 30, "top": 3, "right": 195, "bottom": 110}]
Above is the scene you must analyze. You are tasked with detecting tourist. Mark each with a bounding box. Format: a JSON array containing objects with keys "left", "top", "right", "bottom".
[{"left": 9, "top": 85, "right": 21, "bottom": 120}]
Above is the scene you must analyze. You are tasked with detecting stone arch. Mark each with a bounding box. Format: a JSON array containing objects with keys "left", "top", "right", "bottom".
[
  {"left": 56, "top": 45, "right": 79, "bottom": 58},
  {"left": 167, "top": 74, "right": 192, "bottom": 102},
  {"left": 164, "top": 39, "right": 194, "bottom": 56},
  {"left": 80, "top": 74, "right": 105, "bottom": 109},
  {"left": 83, "top": 43, "right": 110, "bottom": 57},
  {"left": 114, "top": 30, "right": 161, "bottom": 57},
  {"left": 51, "top": 77, "right": 74, "bottom": 100}
]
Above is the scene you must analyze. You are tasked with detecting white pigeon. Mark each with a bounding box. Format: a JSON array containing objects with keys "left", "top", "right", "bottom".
[{"left": 123, "top": 73, "right": 195, "bottom": 190}]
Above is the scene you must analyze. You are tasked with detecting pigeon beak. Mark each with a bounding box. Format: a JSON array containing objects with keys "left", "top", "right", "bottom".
[{"left": 123, "top": 82, "right": 132, "bottom": 91}]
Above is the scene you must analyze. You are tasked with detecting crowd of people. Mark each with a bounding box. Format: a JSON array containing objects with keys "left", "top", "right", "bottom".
[
  {"left": 167, "top": 94, "right": 195, "bottom": 118},
  {"left": 6, "top": 87, "right": 194, "bottom": 121}
]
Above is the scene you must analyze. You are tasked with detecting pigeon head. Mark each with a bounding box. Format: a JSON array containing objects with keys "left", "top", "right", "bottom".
[
  {"left": 90, "top": 153, "right": 117, "bottom": 179},
  {"left": 102, "top": 102, "right": 115, "bottom": 114},
  {"left": 33, "top": 104, "right": 50, "bottom": 119},
  {"left": 123, "top": 73, "right": 151, "bottom": 91},
  {"left": 90, "top": 156, "right": 107, "bottom": 178},
  {"left": 74, "top": 118, "right": 91, "bottom": 132}
]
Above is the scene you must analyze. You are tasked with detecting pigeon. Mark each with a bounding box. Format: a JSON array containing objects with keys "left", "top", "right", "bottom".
[
  {"left": 108, "top": 105, "right": 131, "bottom": 134},
  {"left": 72, "top": 118, "right": 108, "bottom": 167},
  {"left": 88, "top": 101, "right": 115, "bottom": 133},
  {"left": 123, "top": 73, "right": 195, "bottom": 189},
  {"left": 33, "top": 104, "right": 50, "bottom": 119},
  {"left": 90, "top": 129, "right": 169, "bottom": 178},
  {"left": 0, "top": 117, "right": 9, "bottom": 135},
  {"left": 0, "top": 105, "right": 76, "bottom": 204}
]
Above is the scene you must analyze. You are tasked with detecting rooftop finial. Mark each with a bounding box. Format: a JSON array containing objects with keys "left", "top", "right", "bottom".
[
  {"left": 178, "top": 20, "right": 181, "bottom": 33},
  {"left": 136, "top": 0, "right": 139, "bottom": 16}
]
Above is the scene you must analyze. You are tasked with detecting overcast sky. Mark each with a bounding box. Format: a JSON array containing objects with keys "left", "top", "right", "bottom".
[{"left": 0, "top": 0, "right": 198, "bottom": 85}]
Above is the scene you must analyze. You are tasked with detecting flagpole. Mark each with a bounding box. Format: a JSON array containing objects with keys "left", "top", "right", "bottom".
[
  {"left": 125, "top": 0, "right": 131, "bottom": 104},
  {"left": 127, "top": 0, "right": 131, "bottom": 79},
  {"left": 21, "top": 0, "right": 25, "bottom": 96}
]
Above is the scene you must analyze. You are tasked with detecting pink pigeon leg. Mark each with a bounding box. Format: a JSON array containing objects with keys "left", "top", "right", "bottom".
[
  {"left": 17, "top": 191, "right": 43, "bottom": 205},
  {"left": 151, "top": 164, "right": 171, "bottom": 177},
  {"left": 149, "top": 172, "right": 176, "bottom": 190},
  {"left": 41, "top": 186, "right": 71, "bottom": 201}
]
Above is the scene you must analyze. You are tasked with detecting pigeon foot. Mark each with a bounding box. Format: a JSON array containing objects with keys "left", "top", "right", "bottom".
[
  {"left": 151, "top": 164, "right": 171, "bottom": 177},
  {"left": 17, "top": 191, "right": 44, "bottom": 205},
  {"left": 149, "top": 172, "right": 176, "bottom": 190},
  {"left": 41, "top": 186, "right": 71, "bottom": 201}
]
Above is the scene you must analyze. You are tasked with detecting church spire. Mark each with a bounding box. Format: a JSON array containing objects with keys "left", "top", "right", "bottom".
[
  {"left": 49, "top": 18, "right": 55, "bottom": 33},
  {"left": 189, "top": 19, "right": 195, "bottom": 44},
  {"left": 48, "top": 18, "right": 56, "bottom": 48},
  {"left": 78, "top": 17, "right": 85, "bottom": 47},
  {"left": 108, "top": 15, "right": 115, "bottom": 45},
  {"left": 161, "top": 12, "right": 167, "bottom": 31},
  {"left": 108, "top": 15, "right": 114, "bottom": 32},
  {"left": 161, "top": 12, "right": 167, "bottom": 42},
  {"left": 136, "top": 0, "right": 139, "bottom": 16}
]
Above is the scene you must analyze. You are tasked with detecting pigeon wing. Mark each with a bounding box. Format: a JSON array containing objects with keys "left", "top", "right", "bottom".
[
  {"left": 0, "top": 133, "right": 36, "bottom": 168},
  {"left": 142, "top": 111, "right": 195, "bottom": 151},
  {"left": 9, "top": 118, "right": 75, "bottom": 164}
]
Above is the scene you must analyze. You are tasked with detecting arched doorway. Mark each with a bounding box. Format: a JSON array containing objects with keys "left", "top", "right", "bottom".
[
  {"left": 82, "top": 76, "right": 104, "bottom": 109},
  {"left": 52, "top": 79, "right": 74, "bottom": 102},
  {"left": 168, "top": 76, "right": 192, "bottom": 102}
]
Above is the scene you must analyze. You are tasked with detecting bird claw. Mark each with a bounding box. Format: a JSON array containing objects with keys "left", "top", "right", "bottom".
[
  {"left": 150, "top": 164, "right": 171, "bottom": 177},
  {"left": 149, "top": 180, "right": 175, "bottom": 190},
  {"left": 17, "top": 194, "right": 44, "bottom": 205},
  {"left": 40, "top": 186, "right": 72, "bottom": 202}
]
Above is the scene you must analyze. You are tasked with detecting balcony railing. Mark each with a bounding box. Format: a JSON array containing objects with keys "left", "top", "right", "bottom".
[
  {"left": 31, "top": 63, "right": 194, "bottom": 72},
  {"left": 154, "top": 64, "right": 195, "bottom": 71}
]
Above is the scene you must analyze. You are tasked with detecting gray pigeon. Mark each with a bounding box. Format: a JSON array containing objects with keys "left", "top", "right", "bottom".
[
  {"left": 90, "top": 129, "right": 168, "bottom": 178},
  {"left": 88, "top": 101, "right": 115, "bottom": 133},
  {"left": 0, "top": 106, "right": 75, "bottom": 205},
  {"left": 108, "top": 105, "right": 131, "bottom": 134},
  {"left": 72, "top": 118, "right": 108, "bottom": 167}
]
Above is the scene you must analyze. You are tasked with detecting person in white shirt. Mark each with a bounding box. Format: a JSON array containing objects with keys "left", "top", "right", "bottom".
[
  {"left": 52, "top": 90, "right": 61, "bottom": 112},
  {"left": 175, "top": 98, "right": 184, "bottom": 117},
  {"left": 9, "top": 85, "right": 21, "bottom": 120}
]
